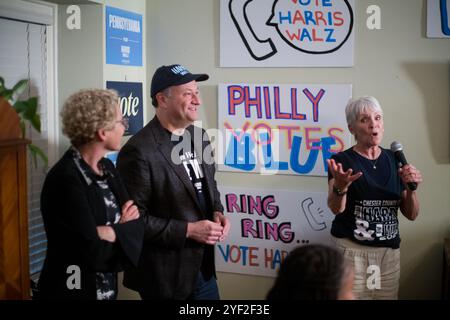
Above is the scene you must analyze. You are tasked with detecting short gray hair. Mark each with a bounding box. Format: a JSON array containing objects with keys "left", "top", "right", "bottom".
[
  {"left": 345, "top": 96, "right": 383, "bottom": 127},
  {"left": 61, "top": 89, "right": 119, "bottom": 147}
]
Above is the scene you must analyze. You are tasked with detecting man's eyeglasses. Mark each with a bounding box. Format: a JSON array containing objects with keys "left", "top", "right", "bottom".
[{"left": 115, "top": 118, "right": 129, "bottom": 130}]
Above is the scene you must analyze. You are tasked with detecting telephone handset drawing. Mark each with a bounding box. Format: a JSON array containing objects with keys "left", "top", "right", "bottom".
[
  {"left": 228, "top": 0, "right": 277, "bottom": 60},
  {"left": 440, "top": 0, "right": 450, "bottom": 35},
  {"left": 301, "top": 197, "right": 326, "bottom": 231}
]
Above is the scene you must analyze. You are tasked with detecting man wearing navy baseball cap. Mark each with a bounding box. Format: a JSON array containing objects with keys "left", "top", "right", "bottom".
[
  {"left": 150, "top": 64, "right": 209, "bottom": 99},
  {"left": 117, "top": 64, "right": 230, "bottom": 300}
]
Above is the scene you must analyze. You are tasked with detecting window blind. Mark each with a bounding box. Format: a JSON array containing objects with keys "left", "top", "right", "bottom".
[{"left": 0, "top": 18, "right": 49, "bottom": 278}]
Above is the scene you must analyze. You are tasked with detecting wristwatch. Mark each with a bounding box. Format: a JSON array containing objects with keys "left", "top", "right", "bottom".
[{"left": 332, "top": 185, "right": 347, "bottom": 196}]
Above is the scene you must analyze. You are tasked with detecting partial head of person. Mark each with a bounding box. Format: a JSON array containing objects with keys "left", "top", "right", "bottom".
[
  {"left": 266, "top": 244, "right": 354, "bottom": 300},
  {"left": 61, "top": 88, "right": 127, "bottom": 150},
  {"left": 150, "top": 64, "right": 209, "bottom": 130},
  {"left": 345, "top": 96, "right": 384, "bottom": 145}
]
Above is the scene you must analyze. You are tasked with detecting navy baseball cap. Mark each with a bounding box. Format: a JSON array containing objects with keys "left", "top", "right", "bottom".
[{"left": 150, "top": 64, "right": 209, "bottom": 97}]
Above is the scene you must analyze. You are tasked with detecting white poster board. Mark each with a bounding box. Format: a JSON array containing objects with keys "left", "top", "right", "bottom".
[
  {"left": 220, "top": 0, "right": 355, "bottom": 67},
  {"left": 217, "top": 83, "right": 352, "bottom": 176},
  {"left": 215, "top": 186, "right": 334, "bottom": 277}
]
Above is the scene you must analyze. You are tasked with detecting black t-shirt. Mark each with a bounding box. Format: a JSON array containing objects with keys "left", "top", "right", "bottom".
[
  {"left": 169, "top": 130, "right": 215, "bottom": 279},
  {"left": 169, "top": 130, "right": 210, "bottom": 217},
  {"left": 328, "top": 147, "right": 404, "bottom": 249}
]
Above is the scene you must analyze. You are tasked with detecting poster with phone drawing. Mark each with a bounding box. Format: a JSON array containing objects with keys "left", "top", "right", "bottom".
[
  {"left": 215, "top": 186, "right": 334, "bottom": 277},
  {"left": 427, "top": 0, "right": 450, "bottom": 38},
  {"left": 220, "top": 0, "right": 355, "bottom": 67}
]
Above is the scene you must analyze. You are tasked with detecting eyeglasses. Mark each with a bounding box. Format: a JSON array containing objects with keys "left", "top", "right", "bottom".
[{"left": 115, "top": 118, "right": 129, "bottom": 130}]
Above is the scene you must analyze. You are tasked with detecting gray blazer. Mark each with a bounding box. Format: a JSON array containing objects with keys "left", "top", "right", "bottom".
[{"left": 116, "top": 116, "right": 223, "bottom": 299}]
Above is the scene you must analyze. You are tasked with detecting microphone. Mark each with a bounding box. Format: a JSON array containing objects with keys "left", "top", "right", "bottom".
[{"left": 390, "top": 141, "right": 417, "bottom": 191}]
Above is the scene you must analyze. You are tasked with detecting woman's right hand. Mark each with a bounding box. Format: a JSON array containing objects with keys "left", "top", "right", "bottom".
[
  {"left": 119, "top": 200, "right": 140, "bottom": 223},
  {"left": 327, "top": 158, "right": 363, "bottom": 190},
  {"left": 97, "top": 226, "right": 116, "bottom": 242}
]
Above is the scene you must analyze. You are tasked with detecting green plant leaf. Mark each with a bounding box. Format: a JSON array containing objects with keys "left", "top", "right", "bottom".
[
  {"left": 0, "top": 77, "right": 5, "bottom": 94},
  {"left": 23, "top": 97, "right": 38, "bottom": 119},
  {"left": 13, "top": 100, "right": 28, "bottom": 114},
  {"left": 1, "top": 77, "right": 44, "bottom": 156},
  {"left": 29, "top": 146, "right": 38, "bottom": 168},
  {"left": 31, "top": 113, "right": 41, "bottom": 132},
  {"left": 12, "top": 79, "right": 28, "bottom": 96},
  {"left": 14, "top": 98, "right": 40, "bottom": 134},
  {"left": 28, "top": 143, "right": 48, "bottom": 168},
  {"left": 1, "top": 89, "right": 14, "bottom": 101},
  {"left": 20, "top": 121, "right": 26, "bottom": 138},
  {"left": 25, "top": 98, "right": 41, "bottom": 132}
]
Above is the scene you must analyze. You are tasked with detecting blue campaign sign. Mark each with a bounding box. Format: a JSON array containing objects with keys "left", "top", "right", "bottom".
[
  {"left": 105, "top": 151, "right": 118, "bottom": 166},
  {"left": 106, "top": 81, "right": 143, "bottom": 136},
  {"left": 106, "top": 6, "right": 142, "bottom": 66}
]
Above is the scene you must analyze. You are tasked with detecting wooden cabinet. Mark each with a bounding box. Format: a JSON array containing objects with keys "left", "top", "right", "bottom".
[{"left": 0, "top": 98, "right": 30, "bottom": 299}]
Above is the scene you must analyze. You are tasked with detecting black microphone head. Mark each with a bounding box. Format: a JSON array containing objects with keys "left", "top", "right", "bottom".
[{"left": 390, "top": 141, "right": 403, "bottom": 153}]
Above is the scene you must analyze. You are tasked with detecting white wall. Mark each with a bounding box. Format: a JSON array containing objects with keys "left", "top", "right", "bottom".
[
  {"left": 145, "top": 0, "right": 450, "bottom": 299},
  {"left": 57, "top": 3, "right": 103, "bottom": 153}
]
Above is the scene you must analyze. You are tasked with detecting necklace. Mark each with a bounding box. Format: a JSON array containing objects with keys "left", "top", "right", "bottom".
[
  {"left": 354, "top": 147, "right": 383, "bottom": 169},
  {"left": 369, "top": 149, "right": 383, "bottom": 170},
  {"left": 370, "top": 154, "right": 381, "bottom": 170}
]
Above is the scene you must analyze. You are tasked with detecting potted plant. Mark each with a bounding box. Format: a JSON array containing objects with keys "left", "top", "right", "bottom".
[{"left": 0, "top": 76, "right": 48, "bottom": 167}]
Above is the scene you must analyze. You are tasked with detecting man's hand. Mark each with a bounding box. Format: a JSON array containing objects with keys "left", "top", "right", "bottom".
[
  {"left": 186, "top": 220, "right": 224, "bottom": 245},
  {"left": 213, "top": 211, "right": 230, "bottom": 242}
]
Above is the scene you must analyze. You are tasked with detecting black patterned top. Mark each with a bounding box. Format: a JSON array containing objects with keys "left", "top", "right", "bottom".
[{"left": 71, "top": 147, "right": 121, "bottom": 300}]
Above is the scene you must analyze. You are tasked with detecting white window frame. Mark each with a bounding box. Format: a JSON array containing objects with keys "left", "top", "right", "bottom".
[
  {"left": 0, "top": 0, "right": 59, "bottom": 165},
  {"left": 1, "top": 0, "right": 59, "bottom": 281}
]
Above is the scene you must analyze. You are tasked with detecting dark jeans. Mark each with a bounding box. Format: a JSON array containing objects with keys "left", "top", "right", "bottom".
[
  {"left": 187, "top": 272, "right": 220, "bottom": 300},
  {"left": 138, "top": 272, "right": 220, "bottom": 300}
]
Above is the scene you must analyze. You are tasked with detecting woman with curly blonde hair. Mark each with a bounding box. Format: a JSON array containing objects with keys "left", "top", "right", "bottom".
[{"left": 37, "top": 89, "right": 143, "bottom": 300}]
